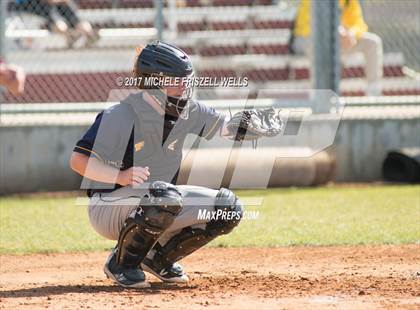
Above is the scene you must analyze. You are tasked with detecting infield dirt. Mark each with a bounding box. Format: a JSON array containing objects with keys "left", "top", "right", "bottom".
[{"left": 1, "top": 245, "right": 419, "bottom": 309}]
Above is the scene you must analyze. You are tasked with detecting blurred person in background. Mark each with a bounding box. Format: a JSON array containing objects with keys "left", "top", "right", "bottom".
[
  {"left": 0, "top": 59, "right": 26, "bottom": 95},
  {"left": 290, "top": 0, "right": 383, "bottom": 96},
  {"left": 10, "top": 0, "right": 99, "bottom": 48}
]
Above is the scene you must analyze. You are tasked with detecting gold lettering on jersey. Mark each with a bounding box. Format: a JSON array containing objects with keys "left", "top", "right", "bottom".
[
  {"left": 135, "top": 141, "right": 144, "bottom": 152},
  {"left": 168, "top": 139, "right": 178, "bottom": 151}
]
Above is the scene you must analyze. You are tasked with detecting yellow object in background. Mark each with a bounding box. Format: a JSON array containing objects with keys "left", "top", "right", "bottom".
[{"left": 294, "top": 0, "right": 368, "bottom": 39}]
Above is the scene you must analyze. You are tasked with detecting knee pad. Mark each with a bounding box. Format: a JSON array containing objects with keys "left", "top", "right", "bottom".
[
  {"left": 140, "top": 181, "right": 183, "bottom": 233},
  {"left": 207, "top": 188, "right": 243, "bottom": 236},
  {"left": 116, "top": 181, "right": 182, "bottom": 267}
]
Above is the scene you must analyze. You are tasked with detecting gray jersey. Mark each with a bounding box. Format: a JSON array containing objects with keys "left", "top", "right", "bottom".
[{"left": 73, "top": 91, "right": 225, "bottom": 195}]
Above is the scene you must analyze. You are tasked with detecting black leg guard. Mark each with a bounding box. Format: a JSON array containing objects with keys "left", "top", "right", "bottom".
[
  {"left": 116, "top": 181, "right": 183, "bottom": 268},
  {"left": 152, "top": 227, "right": 212, "bottom": 269},
  {"left": 151, "top": 188, "right": 243, "bottom": 270},
  {"left": 206, "top": 188, "right": 243, "bottom": 236}
]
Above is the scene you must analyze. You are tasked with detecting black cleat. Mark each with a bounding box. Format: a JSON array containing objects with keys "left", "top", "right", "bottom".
[
  {"left": 104, "top": 250, "right": 150, "bottom": 288},
  {"left": 141, "top": 258, "right": 189, "bottom": 283}
]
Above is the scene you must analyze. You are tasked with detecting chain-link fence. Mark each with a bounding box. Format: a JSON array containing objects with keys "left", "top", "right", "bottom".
[
  {"left": 1, "top": 0, "right": 419, "bottom": 104},
  {"left": 353, "top": 0, "right": 420, "bottom": 96},
  {"left": 363, "top": 0, "right": 419, "bottom": 72}
]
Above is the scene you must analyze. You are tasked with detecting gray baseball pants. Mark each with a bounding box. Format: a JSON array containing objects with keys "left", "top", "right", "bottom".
[{"left": 88, "top": 185, "right": 219, "bottom": 248}]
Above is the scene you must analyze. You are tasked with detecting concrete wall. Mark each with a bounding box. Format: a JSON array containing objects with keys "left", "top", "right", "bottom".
[
  {"left": 0, "top": 125, "right": 88, "bottom": 194},
  {"left": 0, "top": 116, "right": 419, "bottom": 194},
  {"left": 334, "top": 118, "right": 420, "bottom": 181}
]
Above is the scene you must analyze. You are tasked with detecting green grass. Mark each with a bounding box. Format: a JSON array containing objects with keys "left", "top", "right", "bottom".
[
  {"left": 0, "top": 185, "right": 419, "bottom": 254},
  {"left": 0, "top": 196, "right": 114, "bottom": 254},
  {"left": 215, "top": 185, "right": 420, "bottom": 247}
]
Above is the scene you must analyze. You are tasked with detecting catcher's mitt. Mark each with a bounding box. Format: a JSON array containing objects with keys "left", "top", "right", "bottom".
[{"left": 226, "top": 108, "right": 283, "bottom": 141}]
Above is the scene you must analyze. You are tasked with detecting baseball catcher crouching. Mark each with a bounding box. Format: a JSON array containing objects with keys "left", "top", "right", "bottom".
[{"left": 70, "top": 42, "right": 282, "bottom": 288}]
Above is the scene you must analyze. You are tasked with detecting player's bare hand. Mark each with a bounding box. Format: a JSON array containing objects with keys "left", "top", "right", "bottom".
[
  {"left": 117, "top": 166, "right": 150, "bottom": 186},
  {"left": 0, "top": 63, "right": 26, "bottom": 96},
  {"left": 339, "top": 26, "right": 356, "bottom": 50}
]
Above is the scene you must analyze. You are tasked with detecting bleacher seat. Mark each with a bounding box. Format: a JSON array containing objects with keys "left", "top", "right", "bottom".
[
  {"left": 178, "top": 21, "right": 206, "bottom": 32},
  {"left": 4, "top": 72, "right": 123, "bottom": 103},
  {"left": 4, "top": 60, "right": 418, "bottom": 104},
  {"left": 199, "top": 39, "right": 248, "bottom": 56},
  {"left": 245, "top": 68, "right": 290, "bottom": 81},
  {"left": 119, "top": 0, "right": 155, "bottom": 8},
  {"left": 185, "top": 0, "right": 203, "bottom": 7},
  {"left": 87, "top": 15, "right": 291, "bottom": 32},
  {"left": 75, "top": 0, "right": 113, "bottom": 9},
  {"left": 212, "top": 0, "right": 254, "bottom": 6},
  {"left": 209, "top": 15, "right": 248, "bottom": 31},
  {"left": 74, "top": 0, "right": 274, "bottom": 9}
]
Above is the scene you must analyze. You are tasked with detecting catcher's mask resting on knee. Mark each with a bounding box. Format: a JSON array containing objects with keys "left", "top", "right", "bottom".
[{"left": 133, "top": 41, "right": 194, "bottom": 119}]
